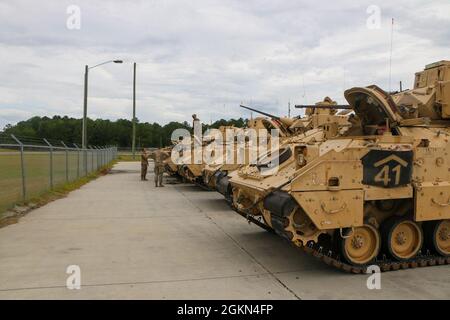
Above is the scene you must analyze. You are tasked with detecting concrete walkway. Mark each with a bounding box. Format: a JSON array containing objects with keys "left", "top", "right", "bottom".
[{"left": 0, "top": 162, "right": 448, "bottom": 299}]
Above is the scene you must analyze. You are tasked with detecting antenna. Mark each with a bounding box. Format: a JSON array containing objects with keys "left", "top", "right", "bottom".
[
  {"left": 288, "top": 100, "right": 291, "bottom": 118},
  {"left": 389, "top": 18, "right": 394, "bottom": 92}
]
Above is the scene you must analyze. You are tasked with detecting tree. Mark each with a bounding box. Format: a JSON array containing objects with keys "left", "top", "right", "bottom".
[{"left": 3, "top": 115, "right": 247, "bottom": 148}]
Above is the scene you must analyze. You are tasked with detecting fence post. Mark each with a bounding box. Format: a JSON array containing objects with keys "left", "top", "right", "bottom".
[
  {"left": 61, "top": 141, "right": 69, "bottom": 182},
  {"left": 73, "top": 143, "right": 80, "bottom": 178},
  {"left": 90, "top": 146, "right": 94, "bottom": 173},
  {"left": 96, "top": 146, "right": 100, "bottom": 169},
  {"left": 84, "top": 146, "right": 88, "bottom": 176},
  {"left": 43, "top": 138, "right": 54, "bottom": 190},
  {"left": 94, "top": 146, "right": 96, "bottom": 170},
  {"left": 94, "top": 146, "right": 99, "bottom": 170},
  {"left": 11, "top": 134, "right": 26, "bottom": 201}
]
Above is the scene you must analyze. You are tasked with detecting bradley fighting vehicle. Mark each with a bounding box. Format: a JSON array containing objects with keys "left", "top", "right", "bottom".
[
  {"left": 201, "top": 126, "right": 253, "bottom": 190},
  {"left": 232, "top": 60, "right": 450, "bottom": 273},
  {"left": 222, "top": 98, "right": 351, "bottom": 208},
  {"left": 162, "top": 146, "right": 179, "bottom": 176},
  {"left": 177, "top": 124, "right": 230, "bottom": 184},
  {"left": 182, "top": 111, "right": 302, "bottom": 187},
  {"left": 162, "top": 127, "right": 197, "bottom": 177},
  {"left": 203, "top": 105, "right": 311, "bottom": 190}
]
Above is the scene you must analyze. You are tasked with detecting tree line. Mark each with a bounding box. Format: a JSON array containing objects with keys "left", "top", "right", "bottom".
[{"left": 2, "top": 116, "right": 247, "bottom": 148}]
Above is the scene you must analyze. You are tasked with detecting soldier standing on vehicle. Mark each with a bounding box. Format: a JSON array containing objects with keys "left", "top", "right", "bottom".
[{"left": 141, "top": 148, "right": 149, "bottom": 181}]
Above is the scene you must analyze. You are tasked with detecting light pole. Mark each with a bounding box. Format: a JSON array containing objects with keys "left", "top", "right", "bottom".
[
  {"left": 132, "top": 62, "right": 137, "bottom": 159},
  {"left": 82, "top": 60, "right": 123, "bottom": 150}
]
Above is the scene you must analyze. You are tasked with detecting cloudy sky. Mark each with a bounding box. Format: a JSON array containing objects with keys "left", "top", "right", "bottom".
[{"left": 0, "top": 0, "right": 449, "bottom": 129}]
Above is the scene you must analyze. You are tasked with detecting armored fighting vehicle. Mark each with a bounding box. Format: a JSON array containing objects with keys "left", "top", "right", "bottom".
[
  {"left": 161, "top": 146, "right": 179, "bottom": 176},
  {"left": 180, "top": 111, "right": 302, "bottom": 186},
  {"left": 224, "top": 98, "right": 351, "bottom": 210},
  {"left": 176, "top": 125, "right": 245, "bottom": 184},
  {"left": 233, "top": 61, "right": 450, "bottom": 272},
  {"left": 201, "top": 128, "right": 252, "bottom": 190},
  {"left": 203, "top": 105, "right": 310, "bottom": 190}
]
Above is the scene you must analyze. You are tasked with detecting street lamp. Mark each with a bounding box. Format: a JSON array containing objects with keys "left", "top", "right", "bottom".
[
  {"left": 82, "top": 60, "right": 123, "bottom": 150},
  {"left": 132, "top": 62, "right": 137, "bottom": 159}
]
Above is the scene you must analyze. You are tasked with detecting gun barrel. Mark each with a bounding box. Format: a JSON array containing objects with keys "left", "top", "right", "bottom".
[
  {"left": 240, "top": 105, "right": 281, "bottom": 120},
  {"left": 294, "top": 104, "right": 352, "bottom": 110}
]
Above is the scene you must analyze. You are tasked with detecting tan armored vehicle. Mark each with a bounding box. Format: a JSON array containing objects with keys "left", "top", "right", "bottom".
[
  {"left": 177, "top": 123, "right": 253, "bottom": 184},
  {"left": 179, "top": 111, "right": 302, "bottom": 186},
  {"left": 160, "top": 146, "right": 178, "bottom": 176},
  {"left": 234, "top": 61, "right": 450, "bottom": 272},
  {"left": 201, "top": 128, "right": 252, "bottom": 190},
  {"left": 176, "top": 126, "right": 222, "bottom": 184},
  {"left": 225, "top": 98, "right": 351, "bottom": 207},
  {"left": 158, "top": 133, "right": 190, "bottom": 177},
  {"left": 203, "top": 105, "right": 311, "bottom": 190}
]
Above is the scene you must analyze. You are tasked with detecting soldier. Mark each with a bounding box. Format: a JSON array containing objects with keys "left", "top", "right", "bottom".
[
  {"left": 140, "top": 148, "right": 149, "bottom": 181},
  {"left": 192, "top": 113, "right": 200, "bottom": 127},
  {"left": 153, "top": 149, "right": 168, "bottom": 187}
]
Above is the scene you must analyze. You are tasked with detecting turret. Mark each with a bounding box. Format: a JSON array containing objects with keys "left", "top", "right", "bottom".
[
  {"left": 344, "top": 60, "right": 450, "bottom": 135},
  {"left": 395, "top": 60, "right": 450, "bottom": 120}
]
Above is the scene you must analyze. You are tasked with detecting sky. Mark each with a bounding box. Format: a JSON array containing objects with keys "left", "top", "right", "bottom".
[{"left": 0, "top": 0, "right": 449, "bottom": 129}]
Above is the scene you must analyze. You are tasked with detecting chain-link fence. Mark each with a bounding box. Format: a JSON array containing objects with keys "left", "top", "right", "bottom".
[
  {"left": 117, "top": 147, "right": 158, "bottom": 161},
  {"left": 0, "top": 133, "right": 117, "bottom": 213}
]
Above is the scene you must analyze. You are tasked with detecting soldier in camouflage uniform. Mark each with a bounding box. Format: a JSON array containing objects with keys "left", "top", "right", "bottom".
[
  {"left": 152, "top": 149, "right": 169, "bottom": 187},
  {"left": 140, "top": 148, "right": 149, "bottom": 181}
]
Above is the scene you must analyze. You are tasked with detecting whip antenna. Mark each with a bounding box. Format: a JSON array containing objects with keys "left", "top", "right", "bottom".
[{"left": 389, "top": 18, "right": 394, "bottom": 92}]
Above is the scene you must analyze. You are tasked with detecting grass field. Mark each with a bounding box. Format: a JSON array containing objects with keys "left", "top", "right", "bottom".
[
  {"left": 0, "top": 151, "right": 102, "bottom": 213},
  {"left": 117, "top": 153, "right": 140, "bottom": 162}
]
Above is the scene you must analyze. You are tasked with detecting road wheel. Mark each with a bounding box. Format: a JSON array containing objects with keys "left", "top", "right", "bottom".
[
  {"left": 382, "top": 217, "right": 423, "bottom": 261},
  {"left": 340, "top": 224, "right": 381, "bottom": 265},
  {"left": 424, "top": 219, "right": 450, "bottom": 257}
]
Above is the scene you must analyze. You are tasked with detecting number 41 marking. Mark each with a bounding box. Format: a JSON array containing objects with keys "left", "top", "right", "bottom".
[
  {"left": 373, "top": 155, "right": 408, "bottom": 187},
  {"left": 374, "top": 164, "right": 402, "bottom": 186}
]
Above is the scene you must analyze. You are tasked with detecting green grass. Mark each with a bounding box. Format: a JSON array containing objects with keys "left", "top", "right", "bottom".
[
  {"left": 0, "top": 151, "right": 114, "bottom": 215},
  {"left": 117, "top": 153, "right": 140, "bottom": 161}
]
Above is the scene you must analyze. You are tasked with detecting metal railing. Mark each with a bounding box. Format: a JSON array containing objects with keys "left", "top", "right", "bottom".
[{"left": 0, "top": 133, "right": 117, "bottom": 213}]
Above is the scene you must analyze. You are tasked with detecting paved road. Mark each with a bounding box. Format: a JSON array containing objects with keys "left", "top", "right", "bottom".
[{"left": 0, "top": 162, "right": 448, "bottom": 299}]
